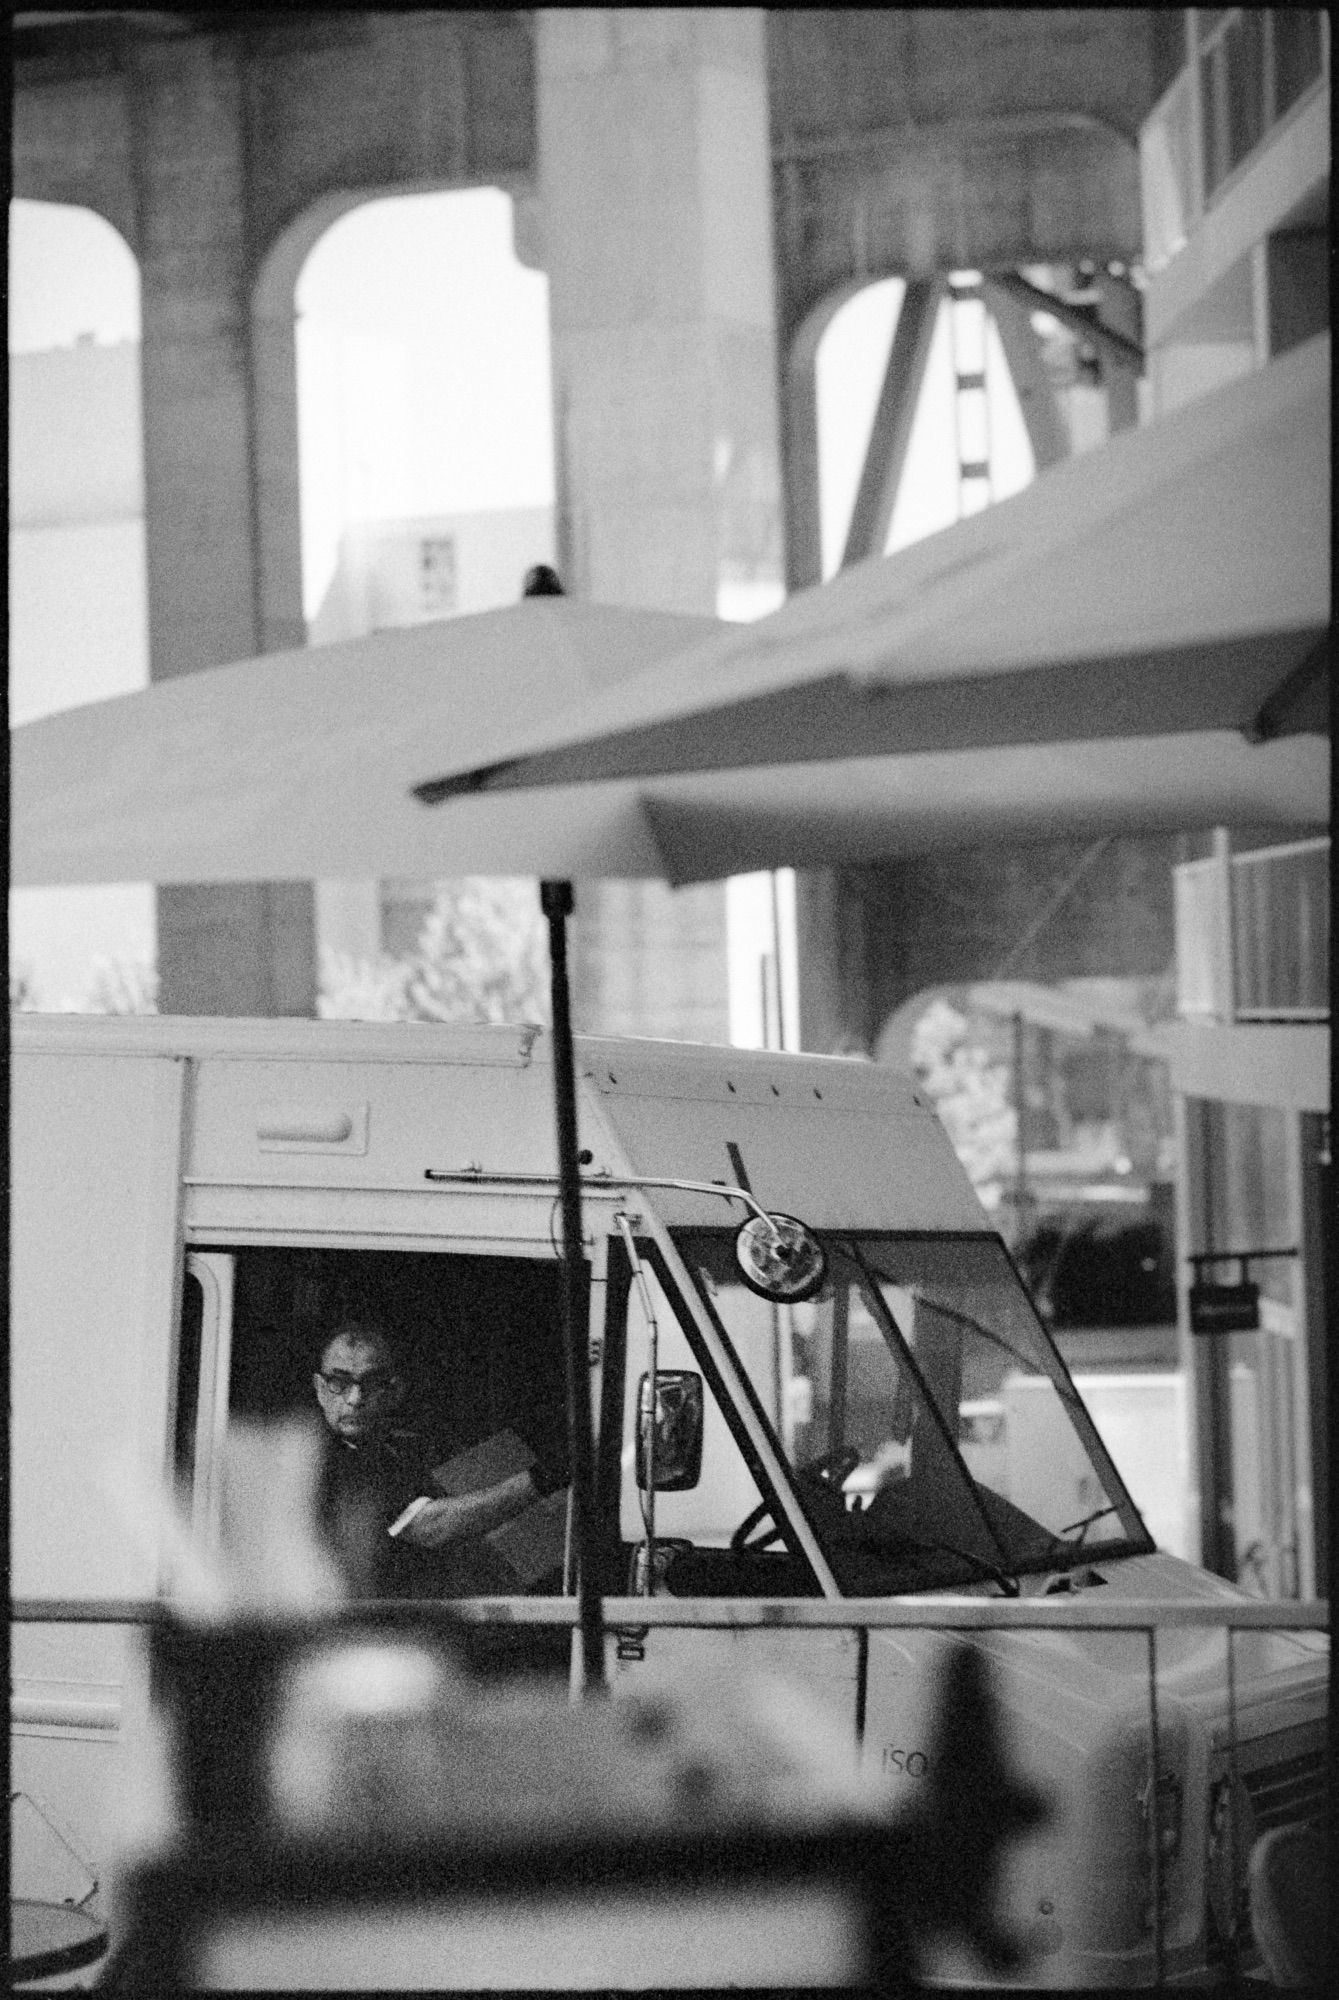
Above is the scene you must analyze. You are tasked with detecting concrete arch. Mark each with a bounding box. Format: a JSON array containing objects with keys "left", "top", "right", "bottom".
[
  {"left": 6, "top": 195, "right": 141, "bottom": 302},
  {"left": 11, "top": 73, "right": 139, "bottom": 249},
  {"left": 259, "top": 175, "right": 549, "bottom": 640},
  {"left": 252, "top": 172, "right": 538, "bottom": 321}
]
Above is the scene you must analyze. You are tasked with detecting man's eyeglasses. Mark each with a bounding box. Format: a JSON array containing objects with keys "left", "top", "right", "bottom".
[{"left": 319, "top": 1368, "right": 395, "bottom": 1400}]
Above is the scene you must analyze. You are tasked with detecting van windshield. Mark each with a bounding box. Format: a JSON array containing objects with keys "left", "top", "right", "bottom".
[{"left": 672, "top": 1230, "right": 1152, "bottom": 1594}]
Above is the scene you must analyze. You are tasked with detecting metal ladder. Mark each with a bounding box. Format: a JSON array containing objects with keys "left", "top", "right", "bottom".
[{"left": 947, "top": 272, "right": 994, "bottom": 518}]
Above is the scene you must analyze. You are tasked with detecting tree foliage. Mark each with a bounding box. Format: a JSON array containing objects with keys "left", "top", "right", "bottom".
[
  {"left": 8, "top": 955, "right": 159, "bottom": 1013},
  {"left": 83, "top": 957, "right": 160, "bottom": 1014},
  {"left": 319, "top": 878, "right": 550, "bottom": 1028},
  {"left": 909, "top": 997, "right": 1017, "bottom": 1194}
]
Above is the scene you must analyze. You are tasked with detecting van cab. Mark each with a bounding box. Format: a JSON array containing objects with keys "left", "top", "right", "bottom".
[{"left": 10, "top": 1014, "right": 1327, "bottom": 1987}]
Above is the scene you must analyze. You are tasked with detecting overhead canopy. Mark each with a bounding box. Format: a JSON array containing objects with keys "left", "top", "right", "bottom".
[{"left": 415, "top": 334, "right": 1330, "bottom": 839}]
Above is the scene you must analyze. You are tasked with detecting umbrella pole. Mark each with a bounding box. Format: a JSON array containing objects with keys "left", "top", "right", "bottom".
[
  {"left": 1011, "top": 1008, "right": 1029, "bottom": 1250},
  {"left": 540, "top": 879, "right": 606, "bottom": 1695}
]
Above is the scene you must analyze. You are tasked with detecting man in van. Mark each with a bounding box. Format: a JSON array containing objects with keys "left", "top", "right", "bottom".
[{"left": 313, "top": 1320, "right": 561, "bottom": 1597}]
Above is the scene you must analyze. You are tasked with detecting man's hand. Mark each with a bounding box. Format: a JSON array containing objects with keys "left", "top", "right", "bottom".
[{"left": 396, "top": 1469, "right": 538, "bottom": 1549}]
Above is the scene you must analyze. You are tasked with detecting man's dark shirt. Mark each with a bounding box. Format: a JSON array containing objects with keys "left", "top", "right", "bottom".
[{"left": 316, "top": 1422, "right": 519, "bottom": 1599}]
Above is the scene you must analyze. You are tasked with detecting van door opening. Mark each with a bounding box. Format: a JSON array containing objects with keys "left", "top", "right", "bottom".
[{"left": 173, "top": 1245, "right": 580, "bottom": 1679}]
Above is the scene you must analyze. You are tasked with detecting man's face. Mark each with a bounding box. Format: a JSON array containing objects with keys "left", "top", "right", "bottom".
[{"left": 314, "top": 1331, "right": 401, "bottom": 1444}]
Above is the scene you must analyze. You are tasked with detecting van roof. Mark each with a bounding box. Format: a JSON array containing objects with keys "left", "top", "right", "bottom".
[
  {"left": 11, "top": 1012, "right": 928, "bottom": 1114},
  {"left": 10, "top": 1011, "right": 544, "bottom": 1067}
]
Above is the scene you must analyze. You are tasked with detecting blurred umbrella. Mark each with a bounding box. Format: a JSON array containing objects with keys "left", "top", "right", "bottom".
[
  {"left": 13, "top": 326, "right": 1328, "bottom": 895},
  {"left": 413, "top": 332, "right": 1329, "bottom": 862},
  {"left": 9, "top": 598, "right": 720, "bottom": 889}
]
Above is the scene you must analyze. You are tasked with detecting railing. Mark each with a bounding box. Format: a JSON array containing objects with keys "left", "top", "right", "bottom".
[
  {"left": 1174, "top": 854, "right": 1232, "bottom": 1018},
  {"left": 1174, "top": 838, "right": 1329, "bottom": 1023},
  {"left": 13, "top": 1594, "right": 1329, "bottom": 1990},
  {"left": 1231, "top": 839, "right": 1330, "bottom": 1020},
  {"left": 12, "top": 1595, "right": 1328, "bottom": 1633}
]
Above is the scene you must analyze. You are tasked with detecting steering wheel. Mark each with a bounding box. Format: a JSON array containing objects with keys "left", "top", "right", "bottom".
[{"left": 729, "top": 1446, "right": 861, "bottom": 1555}]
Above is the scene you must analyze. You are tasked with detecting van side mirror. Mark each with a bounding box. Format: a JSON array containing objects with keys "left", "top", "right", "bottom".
[
  {"left": 734, "top": 1212, "right": 827, "bottom": 1304},
  {"left": 636, "top": 1371, "right": 704, "bottom": 1492}
]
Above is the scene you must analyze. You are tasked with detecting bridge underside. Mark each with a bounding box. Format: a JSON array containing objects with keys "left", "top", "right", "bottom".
[{"left": 13, "top": 8, "right": 1209, "bottom": 1048}]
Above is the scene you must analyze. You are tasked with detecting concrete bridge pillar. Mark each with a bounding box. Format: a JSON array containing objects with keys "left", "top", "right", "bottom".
[
  {"left": 533, "top": 8, "right": 785, "bottom": 1038},
  {"left": 133, "top": 36, "right": 314, "bottom": 1015}
]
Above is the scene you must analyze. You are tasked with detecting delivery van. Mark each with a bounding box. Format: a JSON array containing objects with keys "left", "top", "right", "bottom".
[{"left": 10, "top": 1014, "right": 1327, "bottom": 1987}]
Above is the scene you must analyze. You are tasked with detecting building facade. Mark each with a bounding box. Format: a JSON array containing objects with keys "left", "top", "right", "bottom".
[{"left": 1138, "top": 9, "right": 1330, "bottom": 1598}]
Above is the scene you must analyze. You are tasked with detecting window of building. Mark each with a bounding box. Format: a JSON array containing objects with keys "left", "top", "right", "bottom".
[
  {"left": 1198, "top": 9, "right": 1327, "bottom": 201},
  {"left": 1223, "top": 9, "right": 1267, "bottom": 177}
]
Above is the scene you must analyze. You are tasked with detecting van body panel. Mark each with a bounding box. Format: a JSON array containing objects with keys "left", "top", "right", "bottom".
[
  {"left": 185, "top": 1057, "right": 579, "bottom": 1189},
  {"left": 11, "top": 1047, "right": 186, "bottom": 1602},
  {"left": 585, "top": 1051, "right": 984, "bottom": 1234},
  {"left": 11, "top": 1042, "right": 188, "bottom": 1909},
  {"left": 182, "top": 1182, "right": 573, "bottom": 1252}
]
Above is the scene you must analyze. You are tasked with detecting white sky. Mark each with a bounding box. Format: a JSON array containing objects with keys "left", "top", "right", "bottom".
[
  {"left": 8, "top": 200, "right": 142, "bottom": 349},
  {"left": 294, "top": 189, "right": 557, "bottom": 617},
  {"left": 817, "top": 276, "right": 1034, "bottom": 575},
  {"left": 8, "top": 189, "right": 1033, "bottom": 619}
]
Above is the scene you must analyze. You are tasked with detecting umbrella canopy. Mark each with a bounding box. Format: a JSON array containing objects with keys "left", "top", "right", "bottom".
[
  {"left": 413, "top": 334, "right": 1330, "bottom": 855},
  {"left": 10, "top": 598, "right": 720, "bottom": 888},
  {"left": 12, "top": 340, "right": 1327, "bottom": 898}
]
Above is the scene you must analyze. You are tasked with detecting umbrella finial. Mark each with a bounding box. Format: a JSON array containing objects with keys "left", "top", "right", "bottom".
[{"left": 522, "top": 564, "right": 565, "bottom": 598}]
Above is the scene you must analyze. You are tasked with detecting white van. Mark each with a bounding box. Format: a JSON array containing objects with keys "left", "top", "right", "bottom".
[{"left": 10, "top": 1015, "right": 1327, "bottom": 1987}]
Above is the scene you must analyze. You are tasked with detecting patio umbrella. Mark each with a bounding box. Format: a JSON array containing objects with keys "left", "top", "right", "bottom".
[
  {"left": 10, "top": 595, "right": 720, "bottom": 889},
  {"left": 412, "top": 332, "right": 1330, "bottom": 843},
  {"left": 13, "top": 325, "right": 1327, "bottom": 892}
]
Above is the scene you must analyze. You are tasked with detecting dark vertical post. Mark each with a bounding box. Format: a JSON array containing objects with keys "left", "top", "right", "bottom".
[
  {"left": 540, "top": 878, "right": 605, "bottom": 1694},
  {"left": 1012, "top": 1010, "right": 1029, "bottom": 1249}
]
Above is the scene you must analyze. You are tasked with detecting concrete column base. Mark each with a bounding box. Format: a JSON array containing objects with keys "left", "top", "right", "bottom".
[{"left": 157, "top": 883, "right": 316, "bottom": 1016}]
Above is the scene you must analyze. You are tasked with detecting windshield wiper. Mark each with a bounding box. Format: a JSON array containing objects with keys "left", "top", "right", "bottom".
[
  {"left": 1047, "top": 1503, "right": 1125, "bottom": 1553},
  {"left": 858, "top": 1522, "right": 1021, "bottom": 1597},
  {"left": 903, "top": 1289, "right": 1083, "bottom": 1401}
]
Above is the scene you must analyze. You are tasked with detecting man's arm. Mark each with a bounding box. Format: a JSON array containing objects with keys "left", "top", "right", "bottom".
[{"left": 392, "top": 1468, "right": 539, "bottom": 1550}]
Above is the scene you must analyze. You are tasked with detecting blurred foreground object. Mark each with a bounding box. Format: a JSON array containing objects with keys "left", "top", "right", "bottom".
[
  {"left": 9, "top": 1899, "right": 109, "bottom": 1992},
  {"left": 104, "top": 1610, "right": 1044, "bottom": 1991},
  {"left": 9, "top": 1789, "right": 108, "bottom": 1992},
  {"left": 1248, "top": 1825, "right": 1330, "bottom": 1989}
]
